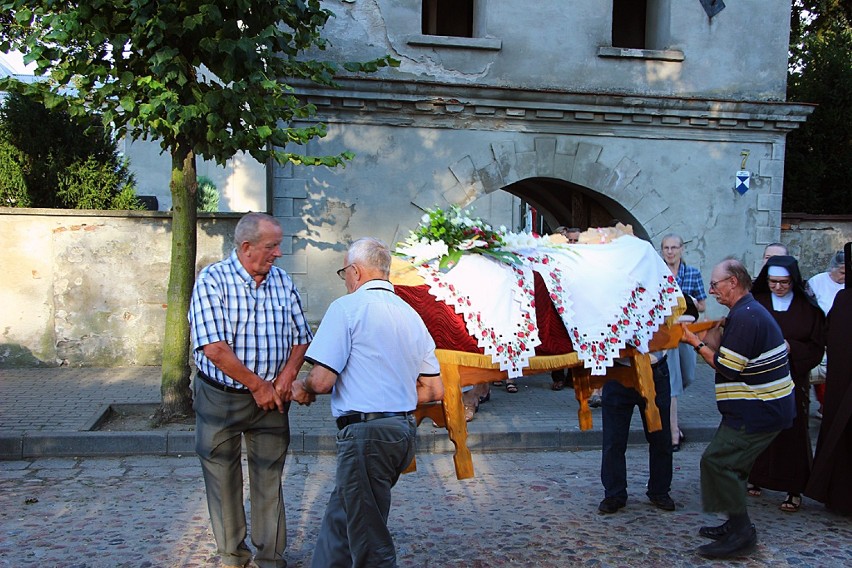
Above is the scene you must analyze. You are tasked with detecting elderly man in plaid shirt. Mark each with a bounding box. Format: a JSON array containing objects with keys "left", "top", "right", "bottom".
[
  {"left": 661, "top": 233, "right": 707, "bottom": 451},
  {"left": 189, "top": 212, "right": 313, "bottom": 568}
]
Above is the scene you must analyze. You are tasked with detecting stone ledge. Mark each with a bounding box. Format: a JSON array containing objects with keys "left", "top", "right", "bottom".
[
  {"left": 597, "top": 46, "right": 685, "bottom": 62},
  {"left": 407, "top": 34, "right": 502, "bottom": 51},
  {"left": 296, "top": 80, "right": 814, "bottom": 134}
]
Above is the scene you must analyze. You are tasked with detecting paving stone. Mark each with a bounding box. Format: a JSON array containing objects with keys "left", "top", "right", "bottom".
[{"left": 0, "top": 449, "right": 848, "bottom": 567}]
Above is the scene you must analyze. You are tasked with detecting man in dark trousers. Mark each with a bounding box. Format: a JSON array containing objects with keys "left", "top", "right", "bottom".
[
  {"left": 597, "top": 351, "right": 675, "bottom": 515},
  {"left": 681, "top": 258, "right": 795, "bottom": 559},
  {"left": 292, "top": 237, "right": 444, "bottom": 567}
]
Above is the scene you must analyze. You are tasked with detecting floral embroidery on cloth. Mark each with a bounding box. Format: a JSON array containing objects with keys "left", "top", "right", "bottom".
[
  {"left": 395, "top": 209, "right": 682, "bottom": 377},
  {"left": 416, "top": 254, "right": 541, "bottom": 377}
]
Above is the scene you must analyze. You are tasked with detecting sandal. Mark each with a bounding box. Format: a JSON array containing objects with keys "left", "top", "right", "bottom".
[
  {"left": 780, "top": 494, "right": 801, "bottom": 512},
  {"left": 505, "top": 381, "right": 518, "bottom": 393},
  {"left": 672, "top": 431, "right": 685, "bottom": 452},
  {"left": 747, "top": 483, "right": 761, "bottom": 497},
  {"left": 464, "top": 402, "right": 478, "bottom": 422}
]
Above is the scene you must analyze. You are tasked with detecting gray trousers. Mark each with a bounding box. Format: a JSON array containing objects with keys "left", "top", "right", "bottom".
[
  {"left": 700, "top": 423, "right": 779, "bottom": 515},
  {"left": 311, "top": 415, "right": 417, "bottom": 568},
  {"left": 194, "top": 378, "right": 291, "bottom": 568}
]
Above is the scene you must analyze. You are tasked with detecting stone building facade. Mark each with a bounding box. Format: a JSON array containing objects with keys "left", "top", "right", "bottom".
[{"left": 274, "top": 0, "right": 813, "bottom": 320}]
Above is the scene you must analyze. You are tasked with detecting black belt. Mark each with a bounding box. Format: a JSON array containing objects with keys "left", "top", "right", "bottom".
[
  {"left": 336, "top": 411, "right": 412, "bottom": 430},
  {"left": 196, "top": 370, "right": 252, "bottom": 394}
]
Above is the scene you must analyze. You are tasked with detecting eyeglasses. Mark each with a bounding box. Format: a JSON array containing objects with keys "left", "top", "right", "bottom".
[
  {"left": 768, "top": 278, "right": 792, "bottom": 287},
  {"left": 709, "top": 276, "right": 733, "bottom": 291},
  {"left": 336, "top": 264, "right": 354, "bottom": 280}
]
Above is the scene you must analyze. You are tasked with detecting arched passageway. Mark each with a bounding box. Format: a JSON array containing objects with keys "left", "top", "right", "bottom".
[{"left": 492, "top": 177, "right": 650, "bottom": 241}]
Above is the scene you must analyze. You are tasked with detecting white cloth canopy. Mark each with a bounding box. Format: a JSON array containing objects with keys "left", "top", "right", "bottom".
[{"left": 412, "top": 235, "right": 682, "bottom": 377}]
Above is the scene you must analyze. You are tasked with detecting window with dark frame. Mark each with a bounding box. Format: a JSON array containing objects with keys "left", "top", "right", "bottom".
[
  {"left": 422, "top": 0, "right": 474, "bottom": 38},
  {"left": 612, "top": 0, "right": 647, "bottom": 49}
]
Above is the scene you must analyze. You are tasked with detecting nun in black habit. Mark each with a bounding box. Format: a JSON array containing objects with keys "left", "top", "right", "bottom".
[
  {"left": 806, "top": 243, "right": 852, "bottom": 516},
  {"left": 748, "top": 255, "right": 825, "bottom": 512}
]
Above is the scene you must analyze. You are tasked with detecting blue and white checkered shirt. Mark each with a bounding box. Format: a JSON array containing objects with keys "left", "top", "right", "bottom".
[
  {"left": 189, "top": 250, "right": 313, "bottom": 388},
  {"left": 677, "top": 262, "right": 707, "bottom": 302}
]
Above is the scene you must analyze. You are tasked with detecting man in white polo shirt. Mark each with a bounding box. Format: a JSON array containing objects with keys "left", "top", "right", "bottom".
[{"left": 292, "top": 237, "right": 444, "bottom": 568}]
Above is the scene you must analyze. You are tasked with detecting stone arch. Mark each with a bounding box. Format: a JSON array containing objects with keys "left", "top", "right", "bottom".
[{"left": 433, "top": 137, "right": 681, "bottom": 244}]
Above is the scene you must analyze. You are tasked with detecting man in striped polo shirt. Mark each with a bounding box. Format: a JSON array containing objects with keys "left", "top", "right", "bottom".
[{"left": 681, "top": 258, "right": 795, "bottom": 560}]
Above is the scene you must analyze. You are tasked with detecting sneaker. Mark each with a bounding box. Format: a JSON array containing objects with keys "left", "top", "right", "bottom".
[
  {"left": 648, "top": 494, "right": 676, "bottom": 511},
  {"left": 598, "top": 496, "right": 626, "bottom": 514}
]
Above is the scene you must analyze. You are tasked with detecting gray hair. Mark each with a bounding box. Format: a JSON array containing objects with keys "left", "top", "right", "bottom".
[
  {"left": 660, "top": 233, "right": 683, "bottom": 248},
  {"left": 235, "top": 212, "right": 279, "bottom": 245},
  {"left": 829, "top": 250, "right": 845, "bottom": 271},
  {"left": 764, "top": 242, "right": 788, "bottom": 255},
  {"left": 719, "top": 257, "right": 752, "bottom": 291},
  {"left": 348, "top": 237, "right": 391, "bottom": 276}
]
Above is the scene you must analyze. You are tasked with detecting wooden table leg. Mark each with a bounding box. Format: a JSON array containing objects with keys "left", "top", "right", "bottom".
[
  {"left": 571, "top": 366, "right": 594, "bottom": 431},
  {"left": 404, "top": 403, "right": 446, "bottom": 474},
  {"left": 630, "top": 352, "right": 662, "bottom": 432},
  {"left": 440, "top": 363, "right": 474, "bottom": 479}
]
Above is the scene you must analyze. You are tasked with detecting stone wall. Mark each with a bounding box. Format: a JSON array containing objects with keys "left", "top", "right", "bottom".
[
  {"left": 781, "top": 215, "right": 852, "bottom": 279},
  {"left": 1, "top": 209, "right": 847, "bottom": 368},
  {"left": 0, "top": 209, "right": 239, "bottom": 367}
]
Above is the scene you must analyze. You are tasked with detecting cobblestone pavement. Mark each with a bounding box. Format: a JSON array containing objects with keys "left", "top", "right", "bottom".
[{"left": 1, "top": 446, "right": 849, "bottom": 568}]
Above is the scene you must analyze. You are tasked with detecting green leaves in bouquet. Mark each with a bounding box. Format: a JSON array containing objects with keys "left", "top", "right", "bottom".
[
  {"left": 480, "top": 248, "right": 522, "bottom": 266},
  {"left": 438, "top": 249, "right": 463, "bottom": 270}
]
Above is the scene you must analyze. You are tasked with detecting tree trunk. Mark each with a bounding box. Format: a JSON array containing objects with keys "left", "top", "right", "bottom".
[{"left": 156, "top": 145, "right": 198, "bottom": 424}]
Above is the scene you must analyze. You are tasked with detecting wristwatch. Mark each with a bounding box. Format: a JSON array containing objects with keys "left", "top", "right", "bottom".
[{"left": 694, "top": 342, "right": 706, "bottom": 353}]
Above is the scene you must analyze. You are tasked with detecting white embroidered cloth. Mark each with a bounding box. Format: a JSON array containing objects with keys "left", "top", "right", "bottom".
[{"left": 409, "top": 235, "right": 682, "bottom": 377}]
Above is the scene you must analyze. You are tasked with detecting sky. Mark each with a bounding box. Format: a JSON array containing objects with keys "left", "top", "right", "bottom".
[{"left": 0, "top": 50, "right": 36, "bottom": 75}]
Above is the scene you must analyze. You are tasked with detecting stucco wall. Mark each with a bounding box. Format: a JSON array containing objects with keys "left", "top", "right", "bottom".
[
  {"left": 320, "top": 0, "right": 790, "bottom": 101},
  {"left": 275, "top": 97, "right": 801, "bottom": 321},
  {"left": 0, "top": 209, "right": 239, "bottom": 367},
  {"left": 270, "top": 0, "right": 810, "bottom": 322},
  {"left": 121, "top": 139, "right": 267, "bottom": 213}
]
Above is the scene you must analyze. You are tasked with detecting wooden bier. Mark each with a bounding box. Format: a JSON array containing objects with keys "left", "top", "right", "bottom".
[{"left": 405, "top": 319, "right": 718, "bottom": 480}]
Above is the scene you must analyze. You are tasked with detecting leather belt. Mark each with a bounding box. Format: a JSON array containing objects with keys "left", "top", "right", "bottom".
[
  {"left": 336, "top": 411, "right": 412, "bottom": 430},
  {"left": 196, "top": 370, "right": 251, "bottom": 394}
]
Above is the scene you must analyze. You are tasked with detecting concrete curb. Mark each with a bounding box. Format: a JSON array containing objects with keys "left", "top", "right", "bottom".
[{"left": 0, "top": 426, "right": 720, "bottom": 460}]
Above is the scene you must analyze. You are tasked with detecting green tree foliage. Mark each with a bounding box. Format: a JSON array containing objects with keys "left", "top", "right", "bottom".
[
  {"left": 0, "top": 1, "right": 396, "bottom": 420},
  {"left": 196, "top": 176, "right": 219, "bottom": 212},
  {"left": 56, "top": 156, "right": 140, "bottom": 210},
  {"left": 0, "top": 136, "right": 28, "bottom": 206},
  {"left": 784, "top": 1, "right": 852, "bottom": 214},
  {"left": 0, "top": 92, "right": 140, "bottom": 209}
]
